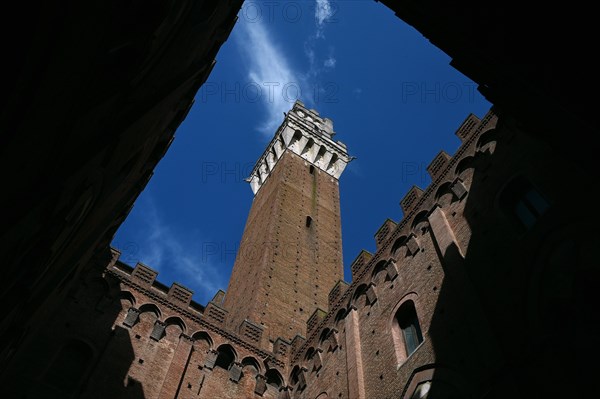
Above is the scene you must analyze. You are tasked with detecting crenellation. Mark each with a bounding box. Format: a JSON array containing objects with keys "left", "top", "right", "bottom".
[
  {"left": 328, "top": 280, "right": 350, "bottom": 310},
  {"left": 306, "top": 308, "right": 327, "bottom": 336},
  {"left": 205, "top": 301, "right": 228, "bottom": 325},
  {"left": 273, "top": 337, "right": 291, "bottom": 360},
  {"left": 400, "top": 185, "right": 425, "bottom": 215},
  {"left": 240, "top": 319, "right": 264, "bottom": 345},
  {"left": 131, "top": 262, "right": 158, "bottom": 286},
  {"left": 374, "top": 218, "right": 398, "bottom": 250},
  {"left": 350, "top": 250, "right": 373, "bottom": 279},
  {"left": 290, "top": 335, "right": 307, "bottom": 359},
  {"left": 167, "top": 282, "right": 193, "bottom": 306},
  {"left": 427, "top": 150, "right": 452, "bottom": 180},
  {"left": 211, "top": 289, "right": 226, "bottom": 305},
  {"left": 455, "top": 113, "right": 481, "bottom": 140}
]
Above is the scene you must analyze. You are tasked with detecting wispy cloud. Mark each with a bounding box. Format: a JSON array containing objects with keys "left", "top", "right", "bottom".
[
  {"left": 324, "top": 55, "right": 336, "bottom": 69},
  {"left": 117, "top": 196, "right": 225, "bottom": 304},
  {"left": 315, "top": 0, "right": 335, "bottom": 38},
  {"left": 235, "top": 18, "right": 300, "bottom": 136},
  {"left": 306, "top": 0, "right": 337, "bottom": 77},
  {"left": 233, "top": 1, "right": 338, "bottom": 135}
]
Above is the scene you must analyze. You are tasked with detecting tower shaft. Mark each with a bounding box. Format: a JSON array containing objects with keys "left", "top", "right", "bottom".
[{"left": 223, "top": 102, "right": 350, "bottom": 342}]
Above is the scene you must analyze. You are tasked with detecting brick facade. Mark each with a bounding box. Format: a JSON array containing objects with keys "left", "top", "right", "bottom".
[{"left": 1, "top": 105, "right": 593, "bottom": 399}]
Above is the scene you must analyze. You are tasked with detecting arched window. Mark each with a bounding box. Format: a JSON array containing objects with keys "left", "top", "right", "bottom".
[
  {"left": 476, "top": 128, "right": 499, "bottom": 154},
  {"left": 265, "top": 368, "right": 283, "bottom": 389},
  {"left": 241, "top": 356, "right": 261, "bottom": 378},
  {"left": 391, "top": 236, "right": 408, "bottom": 258},
  {"left": 192, "top": 331, "right": 213, "bottom": 349},
  {"left": 43, "top": 339, "right": 93, "bottom": 394},
  {"left": 164, "top": 316, "right": 186, "bottom": 334},
  {"left": 351, "top": 284, "right": 369, "bottom": 308},
  {"left": 371, "top": 260, "right": 388, "bottom": 285},
  {"left": 500, "top": 176, "right": 550, "bottom": 229},
  {"left": 319, "top": 329, "right": 331, "bottom": 347},
  {"left": 290, "top": 365, "right": 306, "bottom": 390},
  {"left": 215, "top": 344, "right": 236, "bottom": 370},
  {"left": 138, "top": 303, "right": 161, "bottom": 319},
  {"left": 395, "top": 301, "right": 423, "bottom": 356}
]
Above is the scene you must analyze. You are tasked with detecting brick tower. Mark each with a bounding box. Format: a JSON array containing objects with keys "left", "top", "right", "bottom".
[{"left": 223, "top": 101, "right": 351, "bottom": 343}]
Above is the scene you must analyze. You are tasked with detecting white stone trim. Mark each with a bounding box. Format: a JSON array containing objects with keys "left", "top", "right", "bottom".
[{"left": 247, "top": 102, "right": 351, "bottom": 195}]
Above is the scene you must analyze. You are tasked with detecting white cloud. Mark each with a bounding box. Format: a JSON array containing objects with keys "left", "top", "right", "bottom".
[
  {"left": 315, "top": 0, "right": 334, "bottom": 38},
  {"left": 233, "top": 1, "right": 339, "bottom": 135},
  {"left": 324, "top": 56, "right": 336, "bottom": 68},
  {"left": 120, "top": 197, "right": 226, "bottom": 304},
  {"left": 304, "top": 1, "right": 337, "bottom": 77},
  {"left": 234, "top": 18, "right": 301, "bottom": 136},
  {"left": 305, "top": 43, "right": 316, "bottom": 70}
]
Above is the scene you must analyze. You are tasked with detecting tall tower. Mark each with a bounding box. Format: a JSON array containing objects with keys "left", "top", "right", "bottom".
[{"left": 223, "top": 101, "right": 351, "bottom": 343}]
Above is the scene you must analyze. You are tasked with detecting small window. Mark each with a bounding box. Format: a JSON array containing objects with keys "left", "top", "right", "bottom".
[
  {"left": 500, "top": 177, "right": 550, "bottom": 229},
  {"left": 396, "top": 301, "right": 423, "bottom": 356},
  {"left": 306, "top": 216, "right": 313, "bottom": 227},
  {"left": 309, "top": 165, "right": 315, "bottom": 174}
]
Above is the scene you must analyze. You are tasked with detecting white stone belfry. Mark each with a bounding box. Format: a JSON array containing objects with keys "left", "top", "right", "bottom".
[{"left": 247, "top": 101, "right": 352, "bottom": 195}]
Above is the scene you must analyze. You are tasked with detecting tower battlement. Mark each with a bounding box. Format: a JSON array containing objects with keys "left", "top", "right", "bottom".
[{"left": 247, "top": 101, "right": 352, "bottom": 195}]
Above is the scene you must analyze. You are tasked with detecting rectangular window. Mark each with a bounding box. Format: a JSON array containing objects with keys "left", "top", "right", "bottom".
[
  {"left": 501, "top": 177, "right": 550, "bottom": 229},
  {"left": 515, "top": 200, "right": 537, "bottom": 229},
  {"left": 525, "top": 188, "right": 550, "bottom": 215}
]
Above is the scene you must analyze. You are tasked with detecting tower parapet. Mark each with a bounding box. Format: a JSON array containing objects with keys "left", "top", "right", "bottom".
[{"left": 247, "top": 101, "right": 352, "bottom": 195}]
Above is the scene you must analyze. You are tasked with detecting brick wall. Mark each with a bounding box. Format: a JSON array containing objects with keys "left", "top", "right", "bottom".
[
  {"left": 223, "top": 151, "right": 344, "bottom": 344},
  {"left": 2, "top": 108, "right": 594, "bottom": 399}
]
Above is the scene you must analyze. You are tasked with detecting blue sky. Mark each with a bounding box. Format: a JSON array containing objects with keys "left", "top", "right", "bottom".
[{"left": 112, "top": 0, "right": 491, "bottom": 305}]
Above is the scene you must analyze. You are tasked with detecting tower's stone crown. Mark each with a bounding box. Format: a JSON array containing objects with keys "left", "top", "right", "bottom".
[{"left": 247, "top": 101, "right": 351, "bottom": 194}]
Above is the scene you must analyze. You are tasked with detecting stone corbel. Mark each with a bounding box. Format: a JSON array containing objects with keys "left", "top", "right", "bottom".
[
  {"left": 313, "top": 348, "right": 323, "bottom": 371},
  {"left": 406, "top": 234, "right": 420, "bottom": 255},
  {"left": 150, "top": 321, "right": 166, "bottom": 341},
  {"left": 229, "top": 362, "right": 243, "bottom": 383},
  {"left": 385, "top": 259, "right": 399, "bottom": 281},
  {"left": 329, "top": 329, "right": 340, "bottom": 351},
  {"left": 254, "top": 374, "right": 267, "bottom": 395},
  {"left": 365, "top": 285, "right": 378, "bottom": 305},
  {"left": 204, "top": 349, "right": 219, "bottom": 370},
  {"left": 451, "top": 178, "right": 468, "bottom": 199},
  {"left": 278, "top": 386, "right": 291, "bottom": 399},
  {"left": 123, "top": 307, "right": 140, "bottom": 327}
]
